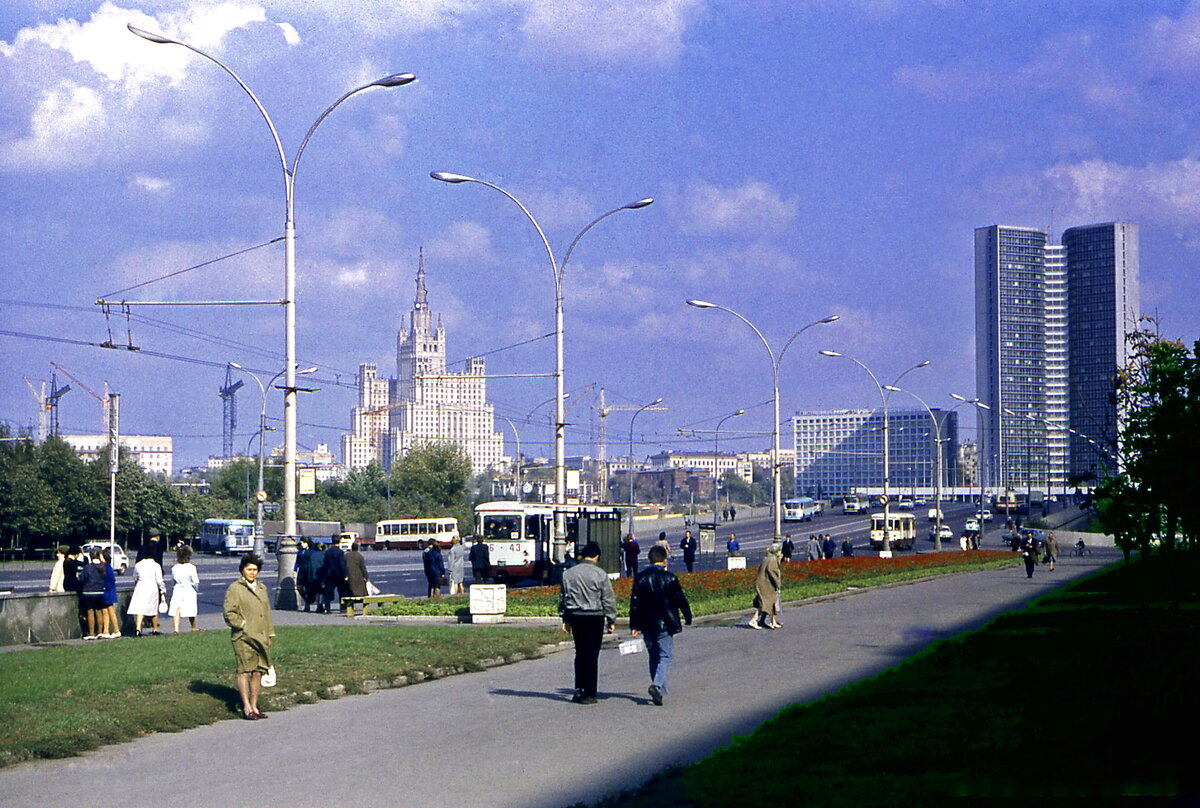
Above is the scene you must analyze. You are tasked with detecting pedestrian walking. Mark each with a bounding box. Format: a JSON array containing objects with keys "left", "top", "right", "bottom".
[
  {"left": 559, "top": 542, "right": 616, "bottom": 705},
  {"left": 805, "top": 534, "right": 822, "bottom": 561},
  {"left": 654, "top": 531, "right": 672, "bottom": 561},
  {"left": 300, "top": 539, "right": 325, "bottom": 612},
  {"left": 423, "top": 540, "right": 446, "bottom": 598},
  {"left": 679, "top": 529, "right": 698, "bottom": 573},
  {"left": 730, "top": 505, "right": 737, "bottom": 521},
  {"left": 629, "top": 544, "right": 693, "bottom": 706},
  {"left": 622, "top": 534, "right": 641, "bottom": 578},
  {"left": 1045, "top": 531, "right": 1059, "bottom": 571},
  {"left": 780, "top": 535, "right": 794, "bottom": 563},
  {"left": 222, "top": 554, "right": 274, "bottom": 720},
  {"left": 469, "top": 536, "right": 491, "bottom": 584},
  {"left": 169, "top": 544, "right": 200, "bottom": 633},
  {"left": 345, "top": 541, "right": 370, "bottom": 612},
  {"left": 748, "top": 542, "right": 783, "bottom": 630},
  {"left": 128, "top": 549, "right": 166, "bottom": 637},
  {"left": 320, "top": 538, "right": 350, "bottom": 612},
  {"left": 841, "top": 537, "right": 854, "bottom": 557},
  {"left": 822, "top": 534, "right": 837, "bottom": 559},
  {"left": 447, "top": 536, "right": 466, "bottom": 596},
  {"left": 1021, "top": 532, "right": 1041, "bottom": 579}
]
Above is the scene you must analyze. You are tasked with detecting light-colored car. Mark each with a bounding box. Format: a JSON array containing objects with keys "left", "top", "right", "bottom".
[
  {"left": 82, "top": 542, "right": 129, "bottom": 575},
  {"left": 976, "top": 509, "right": 994, "bottom": 522},
  {"left": 897, "top": 499, "right": 914, "bottom": 511},
  {"left": 964, "top": 518, "right": 981, "bottom": 534},
  {"left": 927, "top": 507, "right": 944, "bottom": 522},
  {"left": 929, "top": 525, "right": 954, "bottom": 541}
]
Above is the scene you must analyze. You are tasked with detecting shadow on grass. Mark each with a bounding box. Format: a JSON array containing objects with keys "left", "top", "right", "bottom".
[{"left": 188, "top": 680, "right": 241, "bottom": 715}]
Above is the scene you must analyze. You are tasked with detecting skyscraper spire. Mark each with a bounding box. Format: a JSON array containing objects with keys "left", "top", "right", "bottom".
[{"left": 412, "top": 246, "right": 431, "bottom": 335}]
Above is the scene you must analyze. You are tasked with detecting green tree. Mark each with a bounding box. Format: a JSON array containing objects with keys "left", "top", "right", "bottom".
[{"left": 391, "top": 443, "right": 473, "bottom": 529}]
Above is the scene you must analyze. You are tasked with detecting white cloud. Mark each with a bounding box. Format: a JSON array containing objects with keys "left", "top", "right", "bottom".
[
  {"left": 276, "top": 21, "right": 300, "bottom": 45},
  {"left": 516, "top": 0, "right": 703, "bottom": 63},
  {"left": 425, "top": 220, "right": 496, "bottom": 263},
  {"left": 678, "top": 179, "right": 798, "bottom": 236},
  {"left": 130, "top": 174, "right": 172, "bottom": 193},
  {"left": 1043, "top": 156, "right": 1200, "bottom": 229}
]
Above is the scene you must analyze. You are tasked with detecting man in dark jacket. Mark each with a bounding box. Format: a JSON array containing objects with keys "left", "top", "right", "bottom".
[
  {"left": 319, "top": 538, "right": 349, "bottom": 613},
  {"left": 629, "top": 544, "right": 693, "bottom": 706},
  {"left": 468, "top": 536, "right": 491, "bottom": 584},
  {"left": 679, "top": 529, "right": 698, "bottom": 573}
]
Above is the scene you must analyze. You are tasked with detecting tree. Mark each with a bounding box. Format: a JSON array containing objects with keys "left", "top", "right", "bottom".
[{"left": 391, "top": 443, "right": 473, "bottom": 530}]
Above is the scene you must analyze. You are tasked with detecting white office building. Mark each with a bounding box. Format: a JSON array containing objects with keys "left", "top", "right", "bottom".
[{"left": 61, "top": 434, "right": 174, "bottom": 476}]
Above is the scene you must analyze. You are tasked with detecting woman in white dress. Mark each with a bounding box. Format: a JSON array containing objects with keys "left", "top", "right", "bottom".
[
  {"left": 128, "top": 549, "right": 166, "bottom": 636},
  {"left": 169, "top": 544, "right": 201, "bottom": 633}
]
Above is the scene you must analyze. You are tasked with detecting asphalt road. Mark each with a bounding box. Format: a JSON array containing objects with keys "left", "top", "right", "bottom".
[{"left": 0, "top": 543, "right": 1120, "bottom": 807}]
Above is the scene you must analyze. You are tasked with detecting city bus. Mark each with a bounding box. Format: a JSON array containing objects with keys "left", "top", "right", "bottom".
[
  {"left": 374, "top": 518, "right": 460, "bottom": 550},
  {"left": 199, "top": 518, "right": 256, "bottom": 555},
  {"left": 782, "top": 497, "right": 821, "bottom": 522},
  {"left": 868, "top": 512, "right": 917, "bottom": 551},
  {"left": 995, "top": 490, "right": 1020, "bottom": 515},
  {"left": 474, "top": 501, "right": 623, "bottom": 583}
]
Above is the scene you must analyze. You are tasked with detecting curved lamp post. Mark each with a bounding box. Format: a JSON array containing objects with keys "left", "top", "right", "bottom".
[
  {"left": 431, "top": 170, "right": 652, "bottom": 562},
  {"left": 951, "top": 393, "right": 992, "bottom": 535},
  {"left": 230, "top": 362, "right": 316, "bottom": 555},
  {"left": 130, "top": 24, "right": 414, "bottom": 607},
  {"left": 821, "top": 352, "right": 929, "bottom": 557},
  {"left": 687, "top": 301, "right": 838, "bottom": 539},
  {"left": 884, "top": 385, "right": 959, "bottom": 550},
  {"left": 525, "top": 393, "right": 569, "bottom": 504},
  {"left": 627, "top": 397, "right": 664, "bottom": 531}
]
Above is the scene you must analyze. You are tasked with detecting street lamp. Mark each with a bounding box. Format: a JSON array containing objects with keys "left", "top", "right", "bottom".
[
  {"left": 230, "top": 363, "right": 316, "bottom": 555},
  {"left": 883, "top": 385, "right": 947, "bottom": 550},
  {"left": 821, "top": 351, "right": 929, "bottom": 557},
  {"left": 951, "top": 394, "right": 992, "bottom": 536},
  {"left": 525, "top": 393, "right": 569, "bottom": 503},
  {"left": 713, "top": 409, "right": 745, "bottom": 527},
  {"left": 131, "top": 23, "right": 415, "bottom": 608},
  {"left": 687, "top": 300, "right": 838, "bottom": 539},
  {"left": 431, "top": 170, "right": 652, "bottom": 562},
  {"left": 628, "top": 398, "right": 664, "bottom": 530}
]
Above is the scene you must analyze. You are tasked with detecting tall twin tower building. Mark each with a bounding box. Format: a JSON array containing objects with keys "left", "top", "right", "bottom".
[
  {"left": 341, "top": 253, "right": 505, "bottom": 475},
  {"left": 975, "top": 222, "right": 1139, "bottom": 491}
]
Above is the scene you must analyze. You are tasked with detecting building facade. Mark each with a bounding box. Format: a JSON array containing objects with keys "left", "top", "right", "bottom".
[
  {"left": 1063, "top": 222, "right": 1140, "bottom": 482},
  {"left": 791, "top": 408, "right": 957, "bottom": 498},
  {"left": 342, "top": 253, "right": 505, "bottom": 475},
  {"left": 974, "top": 222, "right": 1139, "bottom": 491},
  {"left": 62, "top": 434, "right": 174, "bottom": 476}
]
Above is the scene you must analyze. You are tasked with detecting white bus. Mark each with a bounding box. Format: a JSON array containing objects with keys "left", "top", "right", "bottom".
[
  {"left": 374, "top": 517, "right": 459, "bottom": 550},
  {"left": 474, "top": 501, "right": 624, "bottom": 583},
  {"left": 200, "top": 518, "right": 256, "bottom": 555},
  {"left": 782, "top": 497, "right": 821, "bottom": 522},
  {"left": 869, "top": 512, "right": 917, "bottom": 551}
]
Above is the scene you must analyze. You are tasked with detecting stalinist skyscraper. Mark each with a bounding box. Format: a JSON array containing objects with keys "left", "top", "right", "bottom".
[{"left": 342, "top": 251, "right": 505, "bottom": 475}]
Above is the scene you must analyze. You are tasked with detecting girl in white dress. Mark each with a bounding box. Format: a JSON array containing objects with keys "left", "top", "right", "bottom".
[
  {"left": 169, "top": 545, "right": 201, "bottom": 632},
  {"left": 128, "top": 550, "right": 166, "bottom": 636}
]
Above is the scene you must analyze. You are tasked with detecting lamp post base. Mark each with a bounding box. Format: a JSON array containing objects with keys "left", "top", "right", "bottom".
[{"left": 878, "top": 549, "right": 893, "bottom": 559}]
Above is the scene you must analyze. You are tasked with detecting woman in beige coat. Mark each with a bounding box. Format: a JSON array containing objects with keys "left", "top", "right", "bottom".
[
  {"left": 749, "top": 543, "right": 783, "bottom": 630},
  {"left": 223, "top": 554, "right": 275, "bottom": 720}
]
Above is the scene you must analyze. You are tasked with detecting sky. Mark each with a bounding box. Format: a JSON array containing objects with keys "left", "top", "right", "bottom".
[{"left": 2, "top": 0, "right": 1199, "bottom": 471}]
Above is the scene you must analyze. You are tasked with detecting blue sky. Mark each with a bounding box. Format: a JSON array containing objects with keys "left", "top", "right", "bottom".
[{"left": 2, "top": 0, "right": 1198, "bottom": 469}]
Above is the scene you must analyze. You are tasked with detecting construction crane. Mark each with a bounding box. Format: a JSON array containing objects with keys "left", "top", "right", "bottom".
[
  {"left": 595, "top": 387, "right": 669, "bottom": 501},
  {"left": 50, "top": 362, "right": 111, "bottom": 433},
  {"left": 23, "top": 372, "right": 70, "bottom": 441},
  {"left": 220, "top": 365, "right": 244, "bottom": 458}
]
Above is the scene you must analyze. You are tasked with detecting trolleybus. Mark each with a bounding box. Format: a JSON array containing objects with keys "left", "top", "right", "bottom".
[
  {"left": 782, "top": 497, "right": 821, "bottom": 522},
  {"left": 474, "top": 501, "right": 624, "bottom": 583},
  {"left": 868, "top": 512, "right": 917, "bottom": 551},
  {"left": 373, "top": 517, "right": 459, "bottom": 550},
  {"left": 199, "top": 518, "right": 256, "bottom": 555}
]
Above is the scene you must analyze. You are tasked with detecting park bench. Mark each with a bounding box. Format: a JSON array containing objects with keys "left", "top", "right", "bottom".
[{"left": 341, "top": 594, "right": 405, "bottom": 615}]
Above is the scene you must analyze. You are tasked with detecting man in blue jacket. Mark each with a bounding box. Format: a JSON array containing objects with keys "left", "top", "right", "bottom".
[
  {"left": 630, "top": 544, "right": 693, "bottom": 706},
  {"left": 319, "top": 538, "right": 349, "bottom": 613}
]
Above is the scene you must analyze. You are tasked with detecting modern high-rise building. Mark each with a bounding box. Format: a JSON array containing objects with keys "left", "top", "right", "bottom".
[
  {"left": 974, "top": 222, "right": 1139, "bottom": 491},
  {"left": 342, "top": 252, "right": 505, "bottom": 475},
  {"left": 975, "top": 225, "right": 1049, "bottom": 490},
  {"left": 791, "top": 408, "right": 957, "bottom": 498},
  {"left": 1063, "top": 222, "right": 1140, "bottom": 481}
]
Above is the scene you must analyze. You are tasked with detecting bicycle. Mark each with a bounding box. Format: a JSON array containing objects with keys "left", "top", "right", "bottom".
[{"left": 1070, "top": 542, "right": 1091, "bottom": 557}]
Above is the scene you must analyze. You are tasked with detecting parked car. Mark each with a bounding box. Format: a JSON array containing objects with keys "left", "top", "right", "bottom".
[{"left": 82, "top": 541, "right": 129, "bottom": 575}]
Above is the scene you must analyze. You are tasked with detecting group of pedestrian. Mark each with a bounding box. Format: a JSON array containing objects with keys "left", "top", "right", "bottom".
[
  {"left": 559, "top": 541, "right": 692, "bottom": 707},
  {"left": 721, "top": 505, "right": 738, "bottom": 521},
  {"left": 50, "top": 529, "right": 200, "bottom": 639},
  {"left": 1019, "top": 530, "right": 1059, "bottom": 579},
  {"left": 295, "top": 537, "right": 373, "bottom": 613}
]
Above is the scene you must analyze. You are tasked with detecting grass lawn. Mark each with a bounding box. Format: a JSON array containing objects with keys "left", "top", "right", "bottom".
[
  {"left": 0, "top": 624, "right": 562, "bottom": 768},
  {"left": 376, "top": 551, "right": 1017, "bottom": 618},
  {"left": 589, "top": 550, "right": 1200, "bottom": 806}
]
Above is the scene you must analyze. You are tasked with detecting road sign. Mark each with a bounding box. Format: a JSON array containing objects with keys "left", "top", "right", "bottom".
[{"left": 256, "top": 489, "right": 268, "bottom": 503}]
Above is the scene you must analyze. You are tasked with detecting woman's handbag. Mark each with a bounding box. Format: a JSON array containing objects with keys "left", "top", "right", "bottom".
[{"left": 261, "top": 666, "right": 276, "bottom": 687}]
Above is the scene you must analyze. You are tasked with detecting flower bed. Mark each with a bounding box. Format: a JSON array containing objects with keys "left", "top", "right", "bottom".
[{"left": 373, "top": 551, "right": 1014, "bottom": 619}]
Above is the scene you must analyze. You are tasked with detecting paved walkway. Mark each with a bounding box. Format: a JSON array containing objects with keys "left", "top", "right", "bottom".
[{"left": 0, "top": 548, "right": 1118, "bottom": 808}]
